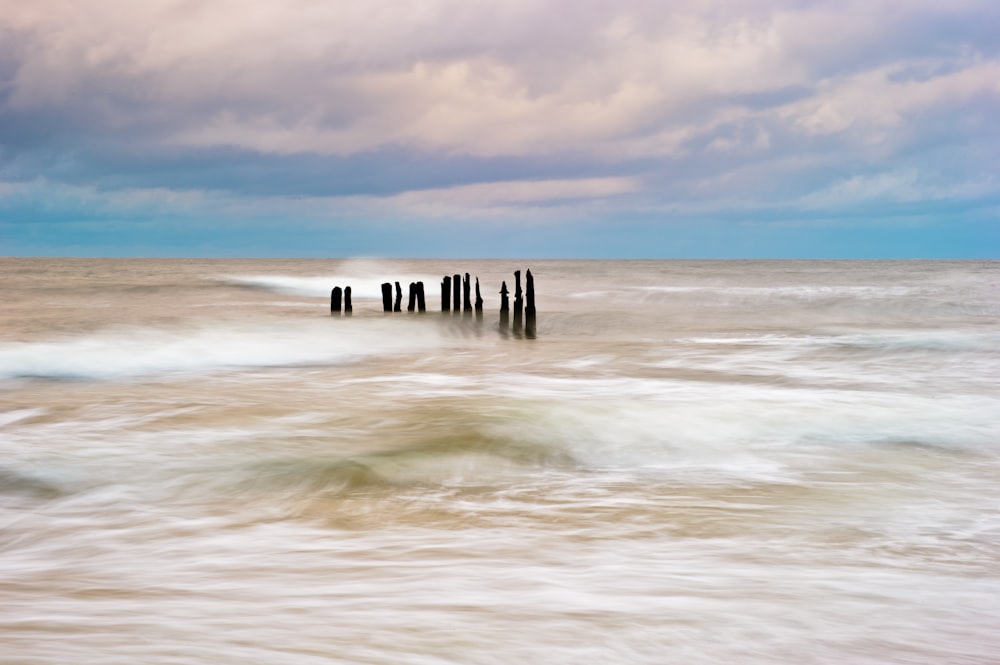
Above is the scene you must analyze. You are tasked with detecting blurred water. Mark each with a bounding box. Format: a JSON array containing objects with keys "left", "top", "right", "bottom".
[{"left": 1, "top": 258, "right": 999, "bottom": 664}]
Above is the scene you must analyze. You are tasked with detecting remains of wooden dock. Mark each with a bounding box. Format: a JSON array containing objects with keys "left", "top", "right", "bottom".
[{"left": 330, "top": 269, "right": 536, "bottom": 337}]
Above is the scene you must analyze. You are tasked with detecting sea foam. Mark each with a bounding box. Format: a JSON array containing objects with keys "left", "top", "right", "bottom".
[{"left": 0, "top": 319, "right": 446, "bottom": 381}]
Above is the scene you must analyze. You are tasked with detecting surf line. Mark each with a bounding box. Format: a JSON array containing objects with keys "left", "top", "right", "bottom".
[{"left": 329, "top": 269, "right": 536, "bottom": 339}]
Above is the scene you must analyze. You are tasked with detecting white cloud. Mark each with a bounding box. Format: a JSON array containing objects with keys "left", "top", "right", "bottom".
[
  {"left": 785, "top": 57, "right": 1000, "bottom": 140},
  {"left": 0, "top": 173, "right": 643, "bottom": 225},
  {"left": 392, "top": 177, "right": 639, "bottom": 206},
  {"left": 16, "top": 0, "right": 986, "bottom": 157},
  {"left": 2, "top": 0, "right": 997, "bottom": 235},
  {"left": 799, "top": 169, "right": 998, "bottom": 207}
]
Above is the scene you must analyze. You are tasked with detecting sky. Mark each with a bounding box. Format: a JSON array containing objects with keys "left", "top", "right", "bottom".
[{"left": 0, "top": 0, "right": 998, "bottom": 258}]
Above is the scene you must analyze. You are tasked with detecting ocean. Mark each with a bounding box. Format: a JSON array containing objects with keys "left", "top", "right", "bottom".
[{"left": 1, "top": 258, "right": 998, "bottom": 664}]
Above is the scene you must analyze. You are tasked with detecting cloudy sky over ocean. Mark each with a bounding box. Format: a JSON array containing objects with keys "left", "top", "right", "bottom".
[{"left": 1, "top": 0, "right": 997, "bottom": 257}]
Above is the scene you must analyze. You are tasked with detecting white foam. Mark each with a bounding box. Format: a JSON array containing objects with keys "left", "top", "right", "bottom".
[
  {"left": 0, "top": 408, "right": 45, "bottom": 428},
  {"left": 508, "top": 388, "right": 1000, "bottom": 479},
  {"left": 0, "top": 320, "right": 446, "bottom": 381},
  {"left": 684, "top": 330, "right": 996, "bottom": 351},
  {"left": 222, "top": 270, "right": 442, "bottom": 300},
  {"left": 352, "top": 369, "right": 1000, "bottom": 472},
  {"left": 635, "top": 285, "right": 923, "bottom": 299}
]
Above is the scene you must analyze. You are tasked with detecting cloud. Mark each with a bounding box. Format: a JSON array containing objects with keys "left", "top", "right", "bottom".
[
  {"left": 799, "top": 169, "right": 998, "bottom": 208},
  {"left": 0, "top": 173, "right": 640, "bottom": 227},
  {"left": 392, "top": 176, "right": 638, "bottom": 206},
  {"left": 8, "top": 0, "right": 993, "bottom": 157},
  {"left": 785, "top": 57, "right": 1000, "bottom": 140},
  {"left": 1, "top": 0, "right": 998, "bottom": 256}
]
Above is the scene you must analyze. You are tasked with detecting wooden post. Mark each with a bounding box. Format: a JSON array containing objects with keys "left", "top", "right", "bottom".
[
  {"left": 525, "top": 269, "right": 536, "bottom": 339},
  {"left": 513, "top": 270, "right": 523, "bottom": 334},
  {"left": 475, "top": 277, "right": 483, "bottom": 322},
  {"left": 441, "top": 276, "right": 451, "bottom": 311},
  {"left": 463, "top": 273, "right": 472, "bottom": 314},
  {"left": 452, "top": 274, "right": 461, "bottom": 315},
  {"left": 499, "top": 281, "right": 509, "bottom": 330},
  {"left": 407, "top": 282, "right": 417, "bottom": 312},
  {"left": 381, "top": 282, "right": 393, "bottom": 312},
  {"left": 330, "top": 286, "right": 342, "bottom": 314},
  {"left": 344, "top": 286, "right": 352, "bottom": 316},
  {"left": 416, "top": 282, "right": 426, "bottom": 312},
  {"left": 394, "top": 282, "right": 402, "bottom": 312}
]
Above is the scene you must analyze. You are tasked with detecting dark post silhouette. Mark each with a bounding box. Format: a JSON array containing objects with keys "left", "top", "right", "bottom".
[
  {"left": 381, "top": 282, "right": 393, "bottom": 312},
  {"left": 394, "top": 282, "right": 402, "bottom": 312},
  {"left": 407, "top": 282, "right": 417, "bottom": 312},
  {"left": 330, "top": 287, "right": 342, "bottom": 314},
  {"left": 452, "top": 274, "right": 461, "bottom": 315},
  {"left": 416, "top": 281, "right": 426, "bottom": 312},
  {"left": 474, "top": 277, "right": 484, "bottom": 322},
  {"left": 463, "top": 273, "right": 472, "bottom": 314},
  {"left": 513, "top": 270, "right": 523, "bottom": 334},
  {"left": 441, "top": 276, "right": 451, "bottom": 311},
  {"left": 525, "top": 269, "right": 536, "bottom": 338},
  {"left": 499, "top": 281, "right": 509, "bottom": 330},
  {"left": 344, "top": 286, "right": 352, "bottom": 316}
]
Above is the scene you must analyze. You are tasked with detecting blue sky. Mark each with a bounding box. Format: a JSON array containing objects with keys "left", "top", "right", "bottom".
[{"left": 1, "top": 0, "right": 997, "bottom": 258}]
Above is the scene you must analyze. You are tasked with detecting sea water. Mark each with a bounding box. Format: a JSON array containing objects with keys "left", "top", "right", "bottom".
[{"left": 1, "top": 258, "right": 998, "bottom": 664}]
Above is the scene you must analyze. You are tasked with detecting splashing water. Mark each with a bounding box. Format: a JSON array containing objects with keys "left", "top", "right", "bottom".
[{"left": 1, "top": 258, "right": 999, "bottom": 664}]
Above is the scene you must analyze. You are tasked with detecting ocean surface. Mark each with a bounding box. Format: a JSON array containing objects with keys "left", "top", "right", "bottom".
[{"left": 1, "top": 258, "right": 998, "bottom": 664}]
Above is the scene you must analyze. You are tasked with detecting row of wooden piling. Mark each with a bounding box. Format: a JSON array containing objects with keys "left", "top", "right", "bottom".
[
  {"left": 379, "top": 281, "right": 427, "bottom": 313},
  {"left": 329, "top": 286, "right": 352, "bottom": 314},
  {"left": 440, "top": 273, "right": 483, "bottom": 314},
  {"left": 499, "top": 269, "right": 535, "bottom": 337},
  {"left": 329, "top": 269, "right": 535, "bottom": 337}
]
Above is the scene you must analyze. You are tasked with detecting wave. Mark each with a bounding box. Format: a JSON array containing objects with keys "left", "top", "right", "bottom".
[
  {"left": 229, "top": 431, "right": 579, "bottom": 496},
  {"left": 0, "top": 466, "right": 72, "bottom": 499},
  {"left": 233, "top": 458, "right": 390, "bottom": 496},
  {"left": 158, "top": 379, "right": 1000, "bottom": 514},
  {"left": 682, "top": 329, "right": 999, "bottom": 353},
  {"left": 636, "top": 285, "right": 925, "bottom": 298},
  {"left": 331, "top": 371, "right": 1000, "bottom": 462},
  {"left": 0, "top": 319, "right": 446, "bottom": 381},
  {"left": 221, "top": 268, "right": 442, "bottom": 300},
  {"left": 0, "top": 407, "right": 45, "bottom": 428},
  {"left": 570, "top": 284, "right": 929, "bottom": 301}
]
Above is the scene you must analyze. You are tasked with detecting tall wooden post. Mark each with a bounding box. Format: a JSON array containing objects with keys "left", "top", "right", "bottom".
[
  {"left": 452, "top": 274, "right": 461, "bottom": 315},
  {"left": 513, "top": 270, "right": 523, "bottom": 334},
  {"left": 525, "top": 269, "right": 536, "bottom": 338},
  {"left": 463, "top": 273, "right": 472, "bottom": 314},
  {"left": 344, "top": 286, "right": 352, "bottom": 316},
  {"left": 330, "top": 286, "right": 342, "bottom": 315},
  {"left": 499, "top": 281, "right": 509, "bottom": 330},
  {"left": 441, "top": 276, "right": 451, "bottom": 311},
  {"left": 475, "top": 277, "right": 483, "bottom": 322},
  {"left": 394, "top": 282, "right": 402, "bottom": 312},
  {"left": 416, "top": 282, "right": 426, "bottom": 312},
  {"left": 381, "top": 282, "right": 393, "bottom": 312},
  {"left": 407, "top": 282, "right": 417, "bottom": 312}
]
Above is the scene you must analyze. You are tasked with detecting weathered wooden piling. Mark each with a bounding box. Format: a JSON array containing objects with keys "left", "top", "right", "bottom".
[
  {"left": 407, "top": 282, "right": 417, "bottom": 312},
  {"left": 328, "top": 272, "right": 529, "bottom": 333},
  {"left": 463, "top": 273, "right": 472, "bottom": 314},
  {"left": 525, "top": 269, "right": 536, "bottom": 338},
  {"left": 475, "top": 277, "right": 483, "bottom": 321},
  {"left": 499, "top": 281, "right": 509, "bottom": 330},
  {"left": 330, "top": 286, "right": 342, "bottom": 314},
  {"left": 441, "top": 276, "right": 452, "bottom": 311},
  {"left": 513, "top": 270, "right": 524, "bottom": 334},
  {"left": 381, "top": 282, "right": 393, "bottom": 312}
]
